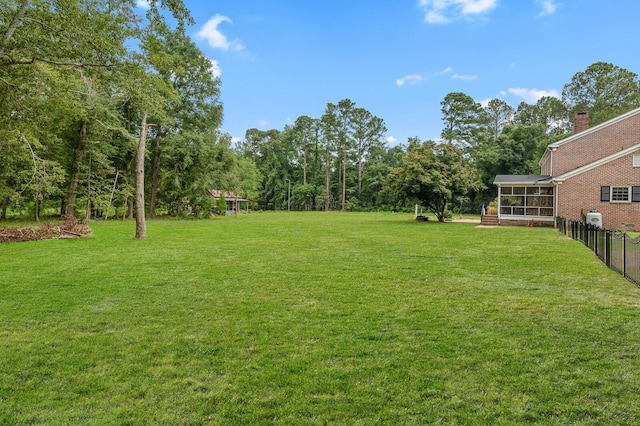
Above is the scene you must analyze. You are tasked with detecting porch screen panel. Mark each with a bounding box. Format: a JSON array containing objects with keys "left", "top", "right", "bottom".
[{"left": 500, "top": 186, "right": 554, "bottom": 217}]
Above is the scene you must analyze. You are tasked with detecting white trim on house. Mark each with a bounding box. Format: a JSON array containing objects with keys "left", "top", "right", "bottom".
[
  {"left": 552, "top": 143, "right": 640, "bottom": 182},
  {"left": 547, "top": 107, "right": 640, "bottom": 149}
]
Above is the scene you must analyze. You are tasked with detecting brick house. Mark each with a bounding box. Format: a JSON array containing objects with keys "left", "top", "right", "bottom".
[{"left": 493, "top": 108, "right": 640, "bottom": 231}]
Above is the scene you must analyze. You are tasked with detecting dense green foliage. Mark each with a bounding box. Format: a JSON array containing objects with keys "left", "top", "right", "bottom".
[
  {"left": 562, "top": 61, "right": 640, "bottom": 126},
  {"left": 0, "top": 0, "right": 253, "bottom": 223},
  {"left": 2, "top": 213, "right": 640, "bottom": 423},
  {"left": 385, "top": 141, "right": 483, "bottom": 221}
]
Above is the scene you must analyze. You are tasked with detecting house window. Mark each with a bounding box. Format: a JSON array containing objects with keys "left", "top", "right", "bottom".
[
  {"left": 611, "top": 186, "right": 631, "bottom": 202},
  {"left": 634, "top": 155, "right": 640, "bottom": 167},
  {"left": 602, "top": 186, "right": 640, "bottom": 202}
]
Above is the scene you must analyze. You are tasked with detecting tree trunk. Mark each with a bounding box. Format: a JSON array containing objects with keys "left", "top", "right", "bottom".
[
  {"left": 149, "top": 133, "right": 162, "bottom": 219},
  {"left": 65, "top": 121, "right": 87, "bottom": 217},
  {"left": 1, "top": 176, "right": 9, "bottom": 220},
  {"left": 341, "top": 154, "right": 346, "bottom": 211},
  {"left": 128, "top": 197, "right": 134, "bottom": 219},
  {"left": 358, "top": 159, "right": 363, "bottom": 197},
  {"left": 135, "top": 112, "right": 148, "bottom": 240},
  {"left": 0, "top": 0, "right": 31, "bottom": 57},
  {"left": 324, "top": 148, "right": 330, "bottom": 211},
  {"left": 104, "top": 170, "right": 119, "bottom": 221},
  {"left": 34, "top": 195, "right": 40, "bottom": 222},
  {"left": 124, "top": 157, "right": 134, "bottom": 219},
  {"left": 1, "top": 196, "right": 8, "bottom": 220},
  {"left": 303, "top": 137, "right": 308, "bottom": 186}
]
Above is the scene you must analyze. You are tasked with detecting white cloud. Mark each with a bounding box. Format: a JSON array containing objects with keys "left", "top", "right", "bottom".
[
  {"left": 207, "top": 58, "right": 221, "bottom": 78},
  {"left": 258, "top": 120, "right": 268, "bottom": 127},
  {"left": 479, "top": 98, "right": 492, "bottom": 108},
  {"left": 419, "top": 0, "right": 499, "bottom": 24},
  {"left": 386, "top": 136, "right": 397, "bottom": 144},
  {"left": 136, "top": 0, "right": 151, "bottom": 9},
  {"left": 536, "top": 0, "right": 560, "bottom": 17},
  {"left": 508, "top": 87, "right": 560, "bottom": 103},
  {"left": 231, "top": 136, "right": 242, "bottom": 145},
  {"left": 509, "top": 63, "right": 516, "bottom": 69},
  {"left": 396, "top": 74, "right": 424, "bottom": 87},
  {"left": 452, "top": 73, "right": 477, "bottom": 81},
  {"left": 197, "top": 14, "right": 245, "bottom": 51},
  {"left": 439, "top": 67, "right": 453, "bottom": 75}
]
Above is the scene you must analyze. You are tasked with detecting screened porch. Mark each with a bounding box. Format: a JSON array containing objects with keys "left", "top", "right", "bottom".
[{"left": 493, "top": 175, "right": 555, "bottom": 224}]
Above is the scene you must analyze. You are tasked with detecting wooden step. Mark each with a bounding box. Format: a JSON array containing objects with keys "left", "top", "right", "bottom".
[{"left": 480, "top": 215, "right": 498, "bottom": 226}]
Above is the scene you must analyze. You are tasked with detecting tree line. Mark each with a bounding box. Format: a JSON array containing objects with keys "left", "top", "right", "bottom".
[
  {"left": 2, "top": 2, "right": 639, "bottom": 230},
  {"left": 239, "top": 61, "right": 640, "bottom": 220}
]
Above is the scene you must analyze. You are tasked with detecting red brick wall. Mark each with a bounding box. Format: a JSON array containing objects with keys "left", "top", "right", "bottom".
[
  {"left": 556, "top": 153, "right": 640, "bottom": 231},
  {"left": 550, "top": 112, "right": 640, "bottom": 177},
  {"left": 499, "top": 219, "right": 554, "bottom": 228},
  {"left": 540, "top": 150, "right": 552, "bottom": 176}
]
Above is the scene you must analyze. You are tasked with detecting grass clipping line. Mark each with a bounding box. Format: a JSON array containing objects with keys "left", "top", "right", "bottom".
[{"left": 0, "top": 215, "right": 91, "bottom": 243}]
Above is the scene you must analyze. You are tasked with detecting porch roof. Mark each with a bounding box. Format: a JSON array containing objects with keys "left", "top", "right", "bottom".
[
  {"left": 207, "top": 189, "right": 249, "bottom": 202},
  {"left": 493, "top": 175, "right": 552, "bottom": 185}
]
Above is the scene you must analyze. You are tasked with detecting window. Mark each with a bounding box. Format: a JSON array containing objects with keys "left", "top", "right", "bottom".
[
  {"left": 634, "top": 155, "right": 640, "bottom": 167},
  {"left": 611, "top": 186, "right": 630, "bottom": 202},
  {"left": 499, "top": 186, "right": 554, "bottom": 217},
  {"left": 602, "top": 186, "right": 640, "bottom": 202}
]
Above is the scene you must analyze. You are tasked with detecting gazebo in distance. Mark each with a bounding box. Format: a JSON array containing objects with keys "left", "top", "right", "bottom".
[{"left": 207, "top": 190, "right": 250, "bottom": 215}]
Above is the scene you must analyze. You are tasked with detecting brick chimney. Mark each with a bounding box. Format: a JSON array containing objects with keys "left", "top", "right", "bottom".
[{"left": 573, "top": 111, "right": 590, "bottom": 134}]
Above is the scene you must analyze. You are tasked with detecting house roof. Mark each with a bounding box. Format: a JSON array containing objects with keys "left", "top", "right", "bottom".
[
  {"left": 493, "top": 175, "right": 552, "bottom": 185},
  {"left": 207, "top": 189, "right": 249, "bottom": 202},
  {"left": 547, "top": 106, "right": 640, "bottom": 149}
]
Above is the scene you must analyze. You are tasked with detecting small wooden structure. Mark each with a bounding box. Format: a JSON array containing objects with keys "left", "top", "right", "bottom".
[{"left": 207, "top": 190, "right": 250, "bottom": 215}]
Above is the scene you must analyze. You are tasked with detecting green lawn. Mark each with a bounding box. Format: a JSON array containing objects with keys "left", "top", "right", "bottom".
[{"left": 2, "top": 212, "right": 640, "bottom": 424}]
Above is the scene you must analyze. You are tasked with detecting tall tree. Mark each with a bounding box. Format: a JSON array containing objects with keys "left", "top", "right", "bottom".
[
  {"left": 562, "top": 61, "right": 640, "bottom": 126},
  {"left": 142, "top": 24, "right": 222, "bottom": 218},
  {"left": 516, "top": 96, "right": 570, "bottom": 135},
  {"left": 292, "top": 115, "right": 314, "bottom": 186},
  {"left": 322, "top": 99, "right": 356, "bottom": 210},
  {"left": 440, "top": 92, "right": 485, "bottom": 147},
  {"left": 352, "top": 107, "right": 387, "bottom": 198},
  {"left": 483, "top": 99, "right": 514, "bottom": 143}
]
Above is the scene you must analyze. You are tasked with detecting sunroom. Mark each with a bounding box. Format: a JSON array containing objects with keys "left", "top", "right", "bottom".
[{"left": 493, "top": 175, "right": 555, "bottom": 226}]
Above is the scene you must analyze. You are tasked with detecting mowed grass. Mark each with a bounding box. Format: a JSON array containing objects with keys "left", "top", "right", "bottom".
[{"left": 2, "top": 212, "right": 640, "bottom": 424}]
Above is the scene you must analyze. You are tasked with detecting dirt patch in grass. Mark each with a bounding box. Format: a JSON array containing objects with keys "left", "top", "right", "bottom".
[{"left": 0, "top": 216, "right": 91, "bottom": 243}]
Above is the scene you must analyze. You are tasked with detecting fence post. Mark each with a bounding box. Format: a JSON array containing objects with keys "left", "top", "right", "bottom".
[
  {"left": 606, "top": 231, "right": 611, "bottom": 268},
  {"left": 624, "top": 233, "right": 627, "bottom": 279},
  {"left": 585, "top": 223, "right": 589, "bottom": 247}
]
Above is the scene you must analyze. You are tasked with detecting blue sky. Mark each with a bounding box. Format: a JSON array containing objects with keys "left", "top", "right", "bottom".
[{"left": 152, "top": 0, "right": 640, "bottom": 146}]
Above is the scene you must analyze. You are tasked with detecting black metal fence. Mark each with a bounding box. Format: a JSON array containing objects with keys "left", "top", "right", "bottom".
[{"left": 556, "top": 217, "right": 640, "bottom": 285}]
